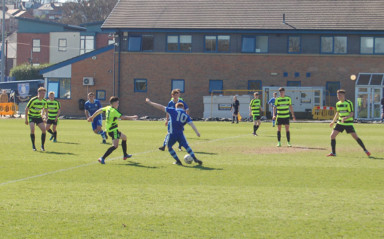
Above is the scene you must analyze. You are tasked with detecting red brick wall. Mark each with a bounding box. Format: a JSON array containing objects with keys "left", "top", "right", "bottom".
[
  {"left": 95, "top": 33, "right": 113, "bottom": 49},
  {"left": 17, "top": 33, "right": 50, "bottom": 65}
]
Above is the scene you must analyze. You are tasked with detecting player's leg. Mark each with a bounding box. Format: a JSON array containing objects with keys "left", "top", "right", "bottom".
[
  {"left": 180, "top": 134, "right": 202, "bottom": 165},
  {"left": 46, "top": 122, "right": 54, "bottom": 140},
  {"left": 120, "top": 132, "right": 132, "bottom": 160},
  {"left": 328, "top": 128, "right": 340, "bottom": 156},
  {"left": 98, "top": 131, "right": 118, "bottom": 164},
  {"left": 37, "top": 121, "right": 46, "bottom": 151},
  {"left": 252, "top": 115, "right": 257, "bottom": 135},
  {"left": 167, "top": 135, "right": 182, "bottom": 165},
  {"left": 285, "top": 123, "right": 291, "bottom": 147},
  {"left": 52, "top": 123, "right": 58, "bottom": 142},
  {"left": 159, "top": 133, "right": 168, "bottom": 151},
  {"left": 276, "top": 118, "right": 282, "bottom": 146},
  {"left": 254, "top": 119, "right": 261, "bottom": 135},
  {"left": 29, "top": 121, "right": 36, "bottom": 150},
  {"left": 349, "top": 130, "right": 371, "bottom": 157}
]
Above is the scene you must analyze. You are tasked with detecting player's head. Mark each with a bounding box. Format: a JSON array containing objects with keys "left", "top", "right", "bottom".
[
  {"left": 273, "top": 92, "right": 277, "bottom": 97},
  {"left": 175, "top": 102, "right": 184, "bottom": 109},
  {"left": 278, "top": 87, "right": 285, "bottom": 96},
  {"left": 254, "top": 92, "right": 259, "bottom": 98},
  {"left": 109, "top": 96, "right": 119, "bottom": 107},
  {"left": 171, "top": 89, "right": 180, "bottom": 99},
  {"left": 48, "top": 91, "right": 55, "bottom": 100},
  {"left": 337, "top": 89, "right": 346, "bottom": 100},
  {"left": 37, "top": 87, "right": 46, "bottom": 98},
  {"left": 233, "top": 95, "right": 237, "bottom": 100},
  {"left": 88, "top": 92, "right": 95, "bottom": 100}
]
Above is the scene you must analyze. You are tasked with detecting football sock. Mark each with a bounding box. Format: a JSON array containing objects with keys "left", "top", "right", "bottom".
[
  {"left": 186, "top": 147, "right": 196, "bottom": 159},
  {"left": 272, "top": 120, "right": 275, "bottom": 126},
  {"left": 41, "top": 133, "right": 46, "bottom": 146},
  {"left": 232, "top": 116, "right": 235, "bottom": 123},
  {"left": 286, "top": 131, "right": 290, "bottom": 142},
  {"left": 54, "top": 131, "right": 57, "bottom": 140},
  {"left": 162, "top": 134, "right": 169, "bottom": 147},
  {"left": 253, "top": 125, "right": 257, "bottom": 133},
  {"left": 102, "top": 146, "right": 116, "bottom": 159},
  {"left": 47, "top": 129, "right": 53, "bottom": 135},
  {"left": 122, "top": 140, "right": 127, "bottom": 155},
  {"left": 277, "top": 131, "right": 281, "bottom": 141},
  {"left": 255, "top": 125, "right": 259, "bottom": 132},
  {"left": 168, "top": 148, "right": 180, "bottom": 161},
  {"left": 331, "top": 139, "right": 336, "bottom": 154},
  {"left": 236, "top": 116, "right": 238, "bottom": 123},
  {"left": 30, "top": 134, "right": 35, "bottom": 148},
  {"left": 356, "top": 138, "right": 367, "bottom": 151}
]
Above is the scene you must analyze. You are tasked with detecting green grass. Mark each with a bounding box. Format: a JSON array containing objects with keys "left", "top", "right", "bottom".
[{"left": 0, "top": 119, "right": 383, "bottom": 238}]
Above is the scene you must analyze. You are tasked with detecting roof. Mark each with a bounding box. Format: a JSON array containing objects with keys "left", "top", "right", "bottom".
[
  {"left": 16, "top": 17, "right": 86, "bottom": 32},
  {"left": 102, "top": 0, "right": 384, "bottom": 31},
  {"left": 40, "top": 44, "right": 115, "bottom": 75}
]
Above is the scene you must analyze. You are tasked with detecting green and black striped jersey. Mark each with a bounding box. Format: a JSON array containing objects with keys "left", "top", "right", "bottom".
[
  {"left": 275, "top": 96, "right": 292, "bottom": 119},
  {"left": 26, "top": 97, "right": 47, "bottom": 118},
  {"left": 249, "top": 98, "right": 261, "bottom": 116},
  {"left": 46, "top": 99, "right": 61, "bottom": 120},
  {"left": 336, "top": 100, "right": 354, "bottom": 126}
]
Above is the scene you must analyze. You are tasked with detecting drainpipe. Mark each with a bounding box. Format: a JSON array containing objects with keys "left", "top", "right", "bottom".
[{"left": 117, "top": 31, "right": 122, "bottom": 98}]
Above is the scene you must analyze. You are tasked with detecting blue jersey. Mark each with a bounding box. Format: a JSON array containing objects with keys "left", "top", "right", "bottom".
[
  {"left": 166, "top": 107, "right": 192, "bottom": 134},
  {"left": 85, "top": 99, "right": 102, "bottom": 120},
  {"left": 268, "top": 97, "right": 276, "bottom": 106},
  {"left": 167, "top": 99, "right": 189, "bottom": 111}
]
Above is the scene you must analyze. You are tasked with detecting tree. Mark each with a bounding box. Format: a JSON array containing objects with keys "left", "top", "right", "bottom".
[{"left": 61, "top": 0, "right": 118, "bottom": 25}]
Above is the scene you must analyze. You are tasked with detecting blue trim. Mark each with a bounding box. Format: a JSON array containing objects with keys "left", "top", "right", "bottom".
[
  {"left": 288, "top": 36, "right": 301, "bottom": 54},
  {"left": 306, "top": 72, "right": 311, "bottom": 78},
  {"left": 287, "top": 81, "right": 301, "bottom": 87},
  {"left": 360, "top": 36, "right": 384, "bottom": 55},
  {"left": 171, "top": 79, "right": 185, "bottom": 93},
  {"left": 326, "top": 81, "right": 341, "bottom": 96},
  {"left": 40, "top": 44, "right": 114, "bottom": 74},
  {"left": 241, "top": 35, "right": 268, "bottom": 53},
  {"left": 294, "top": 72, "right": 300, "bottom": 78},
  {"left": 283, "top": 72, "right": 288, "bottom": 77},
  {"left": 134, "top": 79, "right": 147, "bottom": 92},
  {"left": 96, "top": 90, "right": 106, "bottom": 100}
]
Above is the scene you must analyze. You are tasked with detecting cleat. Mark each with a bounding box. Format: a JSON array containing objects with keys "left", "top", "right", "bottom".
[
  {"left": 33, "top": 146, "right": 36, "bottom": 151},
  {"left": 41, "top": 146, "right": 45, "bottom": 152},
  {"left": 287, "top": 142, "right": 292, "bottom": 147},
  {"left": 178, "top": 148, "right": 183, "bottom": 151},
  {"left": 327, "top": 153, "right": 336, "bottom": 157},
  {"left": 98, "top": 157, "right": 105, "bottom": 164},
  {"left": 173, "top": 161, "right": 183, "bottom": 166},
  {"left": 49, "top": 135, "right": 54, "bottom": 141},
  {"left": 104, "top": 133, "right": 108, "bottom": 140},
  {"left": 158, "top": 146, "right": 165, "bottom": 151},
  {"left": 276, "top": 142, "right": 281, "bottom": 147},
  {"left": 365, "top": 151, "right": 371, "bottom": 157},
  {"left": 102, "top": 139, "right": 107, "bottom": 144},
  {"left": 194, "top": 159, "right": 203, "bottom": 165},
  {"left": 252, "top": 133, "right": 256, "bottom": 136},
  {"left": 123, "top": 154, "right": 132, "bottom": 160}
]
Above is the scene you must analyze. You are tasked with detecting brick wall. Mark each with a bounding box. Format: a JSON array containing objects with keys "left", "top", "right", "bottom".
[{"left": 17, "top": 33, "right": 50, "bottom": 65}]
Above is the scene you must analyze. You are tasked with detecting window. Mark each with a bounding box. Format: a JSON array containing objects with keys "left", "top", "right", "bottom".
[
  {"left": 32, "top": 39, "right": 40, "bottom": 52},
  {"left": 167, "top": 35, "right": 192, "bottom": 52},
  {"left": 326, "top": 81, "right": 340, "bottom": 96},
  {"left": 287, "top": 81, "right": 301, "bottom": 87},
  {"left": 134, "top": 79, "right": 147, "bottom": 92},
  {"left": 128, "top": 35, "right": 153, "bottom": 52},
  {"left": 241, "top": 36, "right": 268, "bottom": 53},
  {"left": 96, "top": 90, "right": 106, "bottom": 100},
  {"left": 294, "top": 72, "right": 300, "bottom": 78},
  {"left": 248, "top": 80, "right": 262, "bottom": 93},
  {"left": 80, "top": 36, "right": 95, "bottom": 54},
  {"left": 171, "top": 79, "right": 185, "bottom": 93},
  {"left": 321, "top": 36, "right": 347, "bottom": 54},
  {"left": 283, "top": 72, "right": 288, "bottom": 77},
  {"left": 209, "top": 80, "right": 223, "bottom": 93},
  {"left": 361, "top": 37, "right": 384, "bottom": 54},
  {"left": 58, "top": 39, "right": 67, "bottom": 52},
  {"left": 288, "top": 36, "right": 300, "bottom": 53},
  {"left": 47, "top": 78, "right": 71, "bottom": 99},
  {"left": 205, "top": 35, "right": 230, "bottom": 52}
]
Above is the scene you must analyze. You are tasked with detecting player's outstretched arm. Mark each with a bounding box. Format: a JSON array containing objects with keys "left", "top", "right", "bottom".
[
  {"left": 145, "top": 98, "right": 166, "bottom": 112},
  {"left": 121, "top": 115, "right": 138, "bottom": 120},
  {"left": 188, "top": 122, "right": 200, "bottom": 137},
  {"left": 88, "top": 108, "right": 103, "bottom": 122}
]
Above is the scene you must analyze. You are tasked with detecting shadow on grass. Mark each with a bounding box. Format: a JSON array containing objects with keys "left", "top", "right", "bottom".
[
  {"left": 369, "top": 156, "right": 384, "bottom": 160},
  {"left": 39, "top": 151, "right": 76, "bottom": 155},
  {"left": 189, "top": 165, "right": 223, "bottom": 171},
  {"left": 194, "top": 151, "right": 217, "bottom": 155},
  {"left": 292, "top": 146, "right": 327, "bottom": 150},
  {"left": 116, "top": 161, "right": 159, "bottom": 169},
  {"left": 55, "top": 141, "right": 79, "bottom": 145}
]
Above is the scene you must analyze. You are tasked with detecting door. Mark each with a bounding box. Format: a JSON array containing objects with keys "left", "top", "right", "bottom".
[{"left": 355, "top": 87, "right": 383, "bottom": 120}]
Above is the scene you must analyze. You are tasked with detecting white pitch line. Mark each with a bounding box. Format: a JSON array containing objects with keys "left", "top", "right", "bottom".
[{"left": 0, "top": 134, "right": 247, "bottom": 187}]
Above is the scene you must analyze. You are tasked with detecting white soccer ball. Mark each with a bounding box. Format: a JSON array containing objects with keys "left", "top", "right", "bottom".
[{"left": 184, "top": 154, "right": 193, "bottom": 164}]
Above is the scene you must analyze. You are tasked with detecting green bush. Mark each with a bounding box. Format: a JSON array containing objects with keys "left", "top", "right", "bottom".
[{"left": 10, "top": 63, "right": 51, "bottom": 81}]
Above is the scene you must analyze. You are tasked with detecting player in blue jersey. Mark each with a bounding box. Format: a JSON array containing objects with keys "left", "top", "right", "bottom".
[
  {"left": 268, "top": 92, "right": 277, "bottom": 127},
  {"left": 84, "top": 92, "right": 107, "bottom": 143},
  {"left": 146, "top": 98, "right": 202, "bottom": 166},
  {"left": 158, "top": 89, "right": 189, "bottom": 151}
]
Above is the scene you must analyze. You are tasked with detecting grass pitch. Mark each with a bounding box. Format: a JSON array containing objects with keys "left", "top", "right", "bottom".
[{"left": 0, "top": 119, "right": 383, "bottom": 238}]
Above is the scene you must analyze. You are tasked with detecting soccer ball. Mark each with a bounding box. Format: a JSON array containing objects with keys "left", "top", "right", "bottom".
[{"left": 183, "top": 154, "right": 193, "bottom": 164}]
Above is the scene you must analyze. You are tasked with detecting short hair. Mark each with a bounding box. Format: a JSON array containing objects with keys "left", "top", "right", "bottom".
[
  {"left": 109, "top": 96, "right": 119, "bottom": 104},
  {"left": 254, "top": 92, "right": 259, "bottom": 95},
  {"left": 337, "top": 89, "right": 346, "bottom": 94},
  {"left": 38, "top": 87, "right": 46, "bottom": 92},
  {"left": 48, "top": 91, "right": 55, "bottom": 96},
  {"left": 175, "top": 102, "right": 184, "bottom": 109},
  {"left": 278, "top": 87, "right": 285, "bottom": 92},
  {"left": 171, "top": 89, "right": 180, "bottom": 95},
  {"left": 88, "top": 92, "right": 94, "bottom": 96}
]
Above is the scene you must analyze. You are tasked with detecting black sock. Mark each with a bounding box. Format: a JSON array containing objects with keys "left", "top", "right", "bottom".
[
  {"left": 253, "top": 125, "right": 257, "bottom": 133},
  {"left": 54, "top": 131, "right": 57, "bottom": 140},
  {"left": 255, "top": 125, "right": 259, "bottom": 132},
  {"left": 331, "top": 139, "right": 336, "bottom": 154},
  {"left": 30, "top": 134, "right": 35, "bottom": 148},
  {"left": 286, "top": 131, "right": 290, "bottom": 142},
  {"left": 41, "top": 133, "right": 46, "bottom": 147},
  {"left": 103, "top": 146, "right": 116, "bottom": 159},
  {"left": 122, "top": 140, "right": 127, "bottom": 155},
  {"left": 232, "top": 116, "right": 235, "bottom": 123},
  {"left": 277, "top": 131, "right": 281, "bottom": 141},
  {"left": 356, "top": 138, "right": 367, "bottom": 151},
  {"left": 47, "top": 129, "right": 53, "bottom": 135},
  {"left": 236, "top": 116, "right": 238, "bottom": 123}
]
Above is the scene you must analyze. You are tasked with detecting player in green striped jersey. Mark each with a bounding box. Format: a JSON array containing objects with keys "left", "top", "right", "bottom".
[
  {"left": 45, "top": 91, "right": 61, "bottom": 143},
  {"left": 249, "top": 92, "right": 263, "bottom": 136},
  {"left": 272, "top": 88, "right": 296, "bottom": 147},
  {"left": 25, "top": 87, "right": 48, "bottom": 151},
  {"left": 328, "top": 89, "right": 371, "bottom": 157}
]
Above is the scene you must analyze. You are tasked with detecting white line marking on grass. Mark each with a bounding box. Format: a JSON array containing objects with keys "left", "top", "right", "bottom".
[{"left": 0, "top": 134, "right": 246, "bottom": 187}]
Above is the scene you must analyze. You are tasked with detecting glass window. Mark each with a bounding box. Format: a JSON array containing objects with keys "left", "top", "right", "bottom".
[
  {"left": 334, "top": 36, "right": 347, "bottom": 53},
  {"left": 47, "top": 78, "right": 71, "bottom": 99},
  {"left": 374, "top": 38, "right": 384, "bottom": 54},
  {"left": 134, "top": 79, "right": 147, "bottom": 92},
  {"left": 167, "top": 35, "right": 192, "bottom": 52},
  {"left": 205, "top": 36, "right": 217, "bottom": 52},
  {"left": 167, "top": 36, "right": 179, "bottom": 51},
  {"left": 33, "top": 39, "right": 40, "bottom": 52},
  {"left": 241, "top": 36, "right": 268, "bottom": 53},
  {"left": 80, "top": 36, "right": 95, "bottom": 54},
  {"left": 326, "top": 81, "right": 340, "bottom": 96},
  {"left": 58, "top": 39, "right": 67, "bottom": 52},
  {"left": 288, "top": 36, "right": 300, "bottom": 53},
  {"left": 128, "top": 36, "right": 141, "bottom": 51},
  {"left": 96, "top": 90, "right": 106, "bottom": 100},
  {"left": 361, "top": 37, "right": 374, "bottom": 54},
  {"left": 321, "top": 37, "right": 333, "bottom": 53},
  {"left": 255, "top": 36, "right": 268, "bottom": 53},
  {"left": 180, "top": 35, "right": 192, "bottom": 52},
  {"left": 142, "top": 35, "right": 154, "bottom": 51},
  {"left": 248, "top": 80, "right": 262, "bottom": 92},
  {"left": 127, "top": 35, "right": 153, "bottom": 52},
  {"left": 287, "top": 81, "right": 301, "bottom": 86},
  {"left": 172, "top": 79, "right": 185, "bottom": 93},
  {"left": 242, "top": 37, "right": 255, "bottom": 53},
  {"left": 218, "top": 35, "right": 230, "bottom": 52},
  {"left": 209, "top": 80, "right": 223, "bottom": 93},
  {"left": 321, "top": 36, "right": 347, "bottom": 54}
]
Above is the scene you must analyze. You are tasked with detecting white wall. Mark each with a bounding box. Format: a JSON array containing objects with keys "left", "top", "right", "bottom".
[
  {"left": 203, "top": 95, "right": 251, "bottom": 118},
  {"left": 49, "top": 32, "right": 80, "bottom": 64}
]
